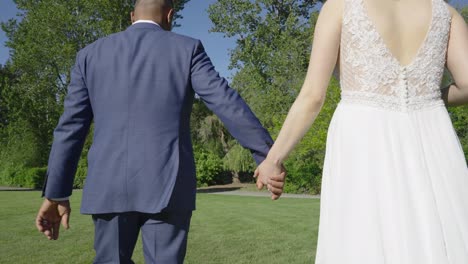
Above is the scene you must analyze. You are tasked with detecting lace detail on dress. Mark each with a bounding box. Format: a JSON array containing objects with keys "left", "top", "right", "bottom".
[{"left": 339, "top": 0, "right": 452, "bottom": 112}]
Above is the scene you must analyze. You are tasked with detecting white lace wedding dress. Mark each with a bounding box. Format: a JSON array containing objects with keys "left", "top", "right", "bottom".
[{"left": 315, "top": 0, "right": 468, "bottom": 263}]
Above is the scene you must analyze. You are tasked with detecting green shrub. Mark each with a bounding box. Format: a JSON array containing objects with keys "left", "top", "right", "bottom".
[
  {"left": 0, "top": 166, "right": 47, "bottom": 189},
  {"left": 0, "top": 166, "right": 19, "bottom": 186},
  {"left": 9, "top": 167, "right": 28, "bottom": 187},
  {"left": 73, "top": 125, "right": 93, "bottom": 189},
  {"left": 448, "top": 106, "right": 468, "bottom": 163},
  {"left": 22, "top": 167, "right": 47, "bottom": 189},
  {"left": 74, "top": 160, "right": 88, "bottom": 189},
  {"left": 223, "top": 144, "right": 255, "bottom": 175},
  {"left": 283, "top": 157, "right": 322, "bottom": 194},
  {"left": 0, "top": 119, "right": 46, "bottom": 169},
  {"left": 195, "top": 149, "right": 223, "bottom": 187}
]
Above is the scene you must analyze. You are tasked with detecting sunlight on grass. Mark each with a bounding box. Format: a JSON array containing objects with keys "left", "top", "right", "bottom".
[{"left": 0, "top": 191, "right": 319, "bottom": 264}]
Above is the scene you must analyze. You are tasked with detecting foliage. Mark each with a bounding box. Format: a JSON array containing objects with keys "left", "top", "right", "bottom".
[
  {"left": 0, "top": 0, "right": 190, "bottom": 187},
  {"left": 0, "top": 166, "right": 46, "bottom": 188},
  {"left": 449, "top": 106, "right": 468, "bottom": 161},
  {"left": 0, "top": 0, "right": 466, "bottom": 193},
  {"left": 283, "top": 79, "right": 340, "bottom": 194},
  {"left": 73, "top": 159, "right": 88, "bottom": 189},
  {"left": 194, "top": 146, "right": 224, "bottom": 187},
  {"left": 223, "top": 144, "right": 255, "bottom": 174},
  {"left": 0, "top": 166, "right": 17, "bottom": 187},
  {"left": 0, "top": 119, "right": 42, "bottom": 168},
  {"left": 449, "top": 6, "right": 468, "bottom": 163},
  {"left": 192, "top": 101, "right": 229, "bottom": 156},
  {"left": 0, "top": 64, "right": 16, "bottom": 129},
  {"left": 446, "top": 68, "right": 468, "bottom": 162},
  {"left": 207, "top": 0, "right": 468, "bottom": 194},
  {"left": 17, "top": 167, "right": 47, "bottom": 188},
  {"left": 208, "top": 0, "right": 330, "bottom": 193},
  {"left": 191, "top": 1, "right": 326, "bottom": 188},
  {"left": 74, "top": 125, "right": 94, "bottom": 189},
  {"left": 1, "top": 0, "right": 143, "bottom": 169},
  {"left": 172, "top": 0, "right": 191, "bottom": 28},
  {"left": 209, "top": 1, "right": 320, "bottom": 125}
]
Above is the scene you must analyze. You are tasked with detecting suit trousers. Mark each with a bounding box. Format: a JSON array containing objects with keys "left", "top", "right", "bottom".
[{"left": 92, "top": 210, "right": 192, "bottom": 264}]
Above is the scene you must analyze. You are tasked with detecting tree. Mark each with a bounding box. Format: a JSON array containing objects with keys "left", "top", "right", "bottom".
[
  {"left": 1, "top": 1, "right": 189, "bottom": 146},
  {"left": 0, "top": 64, "right": 14, "bottom": 129},
  {"left": 0, "top": 0, "right": 191, "bottom": 184},
  {"left": 209, "top": 1, "right": 324, "bottom": 123},
  {"left": 0, "top": 63, "right": 20, "bottom": 150},
  {"left": 172, "top": 0, "right": 191, "bottom": 27},
  {"left": 207, "top": 0, "right": 467, "bottom": 193},
  {"left": 207, "top": 0, "right": 337, "bottom": 192}
]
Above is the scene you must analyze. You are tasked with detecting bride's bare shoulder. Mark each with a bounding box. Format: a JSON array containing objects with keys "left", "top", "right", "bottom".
[
  {"left": 319, "top": 0, "right": 345, "bottom": 21},
  {"left": 445, "top": 3, "right": 464, "bottom": 20},
  {"left": 321, "top": 0, "right": 344, "bottom": 11}
]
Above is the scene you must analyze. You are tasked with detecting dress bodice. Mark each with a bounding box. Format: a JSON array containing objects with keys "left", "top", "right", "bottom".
[{"left": 339, "top": 0, "right": 452, "bottom": 111}]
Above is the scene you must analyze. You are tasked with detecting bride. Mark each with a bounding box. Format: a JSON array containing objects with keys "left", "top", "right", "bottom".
[{"left": 256, "top": 0, "right": 468, "bottom": 262}]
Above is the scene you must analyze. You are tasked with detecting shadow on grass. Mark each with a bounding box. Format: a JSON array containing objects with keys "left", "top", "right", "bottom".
[
  {"left": 210, "top": 171, "right": 256, "bottom": 185},
  {"left": 0, "top": 185, "right": 245, "bottom": 194},
  {"left": 196, "top": 187, "right": 242, "bottom": 194},
  {"left": 0, "top": 187, "right": 37, "bottom": 191}
]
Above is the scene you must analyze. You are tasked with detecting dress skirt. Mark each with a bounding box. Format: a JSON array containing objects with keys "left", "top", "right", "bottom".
[{"left": 315, "top": 102, "right": 468, "bottom": 264}]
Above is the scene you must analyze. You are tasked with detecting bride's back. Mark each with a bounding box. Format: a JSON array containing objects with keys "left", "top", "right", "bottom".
[
  {"left": 339, "top": 0, "right": 451, "bottom": 111},
  {"left": 363, "top": 0, "right": 433, "bottom": 66}
]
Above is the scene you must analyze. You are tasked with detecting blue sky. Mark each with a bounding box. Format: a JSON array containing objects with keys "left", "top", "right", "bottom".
[
  {"left": 1, "top": 0, "right": 467, "bottom": 77},
  {"left": 0, "top": 0, "right": 18, "bottom": 66},
  {"left": 0, "top": 0, "right": 237, "bottom": 78},
  {"left": 174, "top": 0, "right": 237, "bottom": 79}
]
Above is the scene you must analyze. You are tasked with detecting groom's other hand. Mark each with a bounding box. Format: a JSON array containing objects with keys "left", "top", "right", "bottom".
[
  {"left": 254, "top": 159, "right": 286, "bottom": 200},
  {"left": 36, "top": 199, "right": 71, "bottom": 240}
]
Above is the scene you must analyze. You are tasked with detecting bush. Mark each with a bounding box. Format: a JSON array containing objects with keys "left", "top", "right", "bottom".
[
  {"left": 448, "top": 106, "right": 468, "bottom": 163},
  {"left": 0, "top": 166, "right": 46, "bottom": 189},
  {"left": 0, "top": 119, "right": 47, "bottom": 169},
  {"left": 73, "top": 125, "right": 94, "bottom": 189},
  {"left": 20, "top": 167, "right": 47, "bottom": 189},
  {"left": 283, "top": 157, "right": 322, "bottom": 194},
  {"left": 73, "top": 161, "right": 88, "bottom": 189},
  {"left": 74, "top": 160, "right": 88, "bottom": 189},
  {"left": 195, "top": 149, "right": 223, "bottom": 187},
  {"left": 273, "top": 80, "right": 340, "bottom": 194},
  {"left": 223, "top": 144, "right": 255, "bottom": 175},
  {"left": 0, "top": 166, "right": 19, "bottom": 186}
]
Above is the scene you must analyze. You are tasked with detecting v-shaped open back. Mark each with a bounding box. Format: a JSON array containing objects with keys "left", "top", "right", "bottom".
[
  {"left": 338, "top": 0, "right": 452, "bottom": 111},
  {"left": 316, "top": 1, "right": 468, "bottom": 263},
  {"left": 317, "top": 1, "right": 468, "bottom": 263},
  {"left": 360, "top": 0, "right": 434, "bottom": 68}
]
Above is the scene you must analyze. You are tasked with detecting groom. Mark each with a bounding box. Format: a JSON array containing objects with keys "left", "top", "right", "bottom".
[{"left": 36, "top": 0, "right": 285, "bottom": 263}]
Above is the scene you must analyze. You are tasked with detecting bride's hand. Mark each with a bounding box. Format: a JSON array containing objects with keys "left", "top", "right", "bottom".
[{"left": 254, "top": 158, "right": 287, "bottom": 200}]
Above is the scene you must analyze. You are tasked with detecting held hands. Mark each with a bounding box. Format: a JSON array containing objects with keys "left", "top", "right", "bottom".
[
  {"left": 35, "top": 199, "right": 71, "bottom": 240},
  {"left": 254, "top": 158, "right": 287, "bottom": 200}
]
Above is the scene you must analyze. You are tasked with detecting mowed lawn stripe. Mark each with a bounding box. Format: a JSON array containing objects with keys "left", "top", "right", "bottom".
[{"left": 0, "top": 191, "right": 319, "bottom": 264}]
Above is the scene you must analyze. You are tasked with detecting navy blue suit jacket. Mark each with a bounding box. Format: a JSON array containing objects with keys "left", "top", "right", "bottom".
[{"left": 42, "top": 23, "right": 273, "bottom": 214}]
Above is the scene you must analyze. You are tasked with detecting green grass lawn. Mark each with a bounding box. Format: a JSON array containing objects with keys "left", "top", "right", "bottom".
[{"left": 0, "top": 191, "right": 320, "bottom": 264}]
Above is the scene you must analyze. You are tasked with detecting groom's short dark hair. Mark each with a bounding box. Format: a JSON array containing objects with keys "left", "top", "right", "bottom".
[{"left": 134, "top": 0, "right": 174, "bottom": 8}]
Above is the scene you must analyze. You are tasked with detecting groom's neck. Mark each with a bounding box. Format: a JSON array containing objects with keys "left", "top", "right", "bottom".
[{"left": 131, "top": 0, "right": 173, "bottom": 31}]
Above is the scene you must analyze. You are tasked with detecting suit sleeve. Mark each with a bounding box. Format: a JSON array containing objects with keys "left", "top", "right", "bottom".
[
  {"left": 190, "top": 40, "right": 273, "bottom": 164},
  {"left": 42, "top": 50, "right": 93, "bottom": 199}
]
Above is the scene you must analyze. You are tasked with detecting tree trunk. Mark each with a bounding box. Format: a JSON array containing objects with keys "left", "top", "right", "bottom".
[{"left": 232, "top": 171, "right": 241, "bottom": 184}]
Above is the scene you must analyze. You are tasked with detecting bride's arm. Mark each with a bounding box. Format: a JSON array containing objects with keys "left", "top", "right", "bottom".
[
  {"left": 443, "top": 6, "right": 468, "bottom": 107},
  {"left": 264, "top": 0, "right": 343, "bottom": 164}
]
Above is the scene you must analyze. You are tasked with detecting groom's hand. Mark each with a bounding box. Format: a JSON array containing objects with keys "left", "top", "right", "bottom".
[
  {"left": 254, "top": 158, "right": 287, "bottom": 200},
  {"left": 36, "top": 199, "right": 71, "bottom": 240}
]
